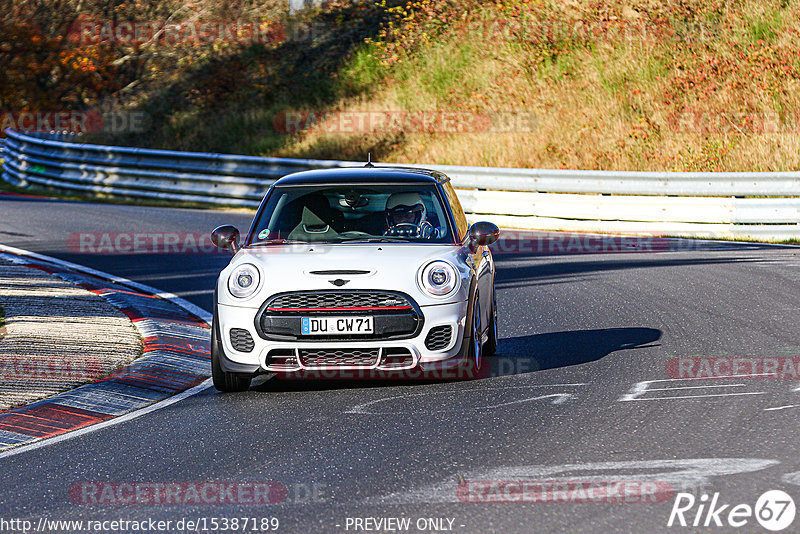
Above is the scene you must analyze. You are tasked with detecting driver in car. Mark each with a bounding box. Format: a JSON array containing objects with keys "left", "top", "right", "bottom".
[{"left": 384, "top": 192, "right": 438, "bottom": 239}]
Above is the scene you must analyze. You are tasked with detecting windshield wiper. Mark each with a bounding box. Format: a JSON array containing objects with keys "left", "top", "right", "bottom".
[
  {"left": 249, "top": 239, "right": 306, "bottom": 246},
  {"left": 337, "top": 237, "right": 409, "bottom": 243}
]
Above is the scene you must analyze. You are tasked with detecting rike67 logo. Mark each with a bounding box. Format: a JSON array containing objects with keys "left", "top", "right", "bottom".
[{"left": 668, "top": 490, "right": 796, "bottom": 531}]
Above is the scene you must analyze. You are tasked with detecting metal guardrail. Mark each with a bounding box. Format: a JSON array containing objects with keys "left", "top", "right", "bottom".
[
  {"left": 1, "top": 129, "right": 339, "bottom": 207},
  {"left": 2, "top": 128, "right": 799, "bottom": 240}
]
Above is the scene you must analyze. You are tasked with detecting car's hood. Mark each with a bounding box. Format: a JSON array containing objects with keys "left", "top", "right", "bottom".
[{"left": 217, "top": 244, "right": 472, "bottom": 308}]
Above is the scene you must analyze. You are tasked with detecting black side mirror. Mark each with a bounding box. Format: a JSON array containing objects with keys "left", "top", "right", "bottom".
[
  {"left": 469, "top": 221, "right": 500, "bottom": 250},
  {"left": 211, "top": 225, "right": 240, "bottom": 254}
]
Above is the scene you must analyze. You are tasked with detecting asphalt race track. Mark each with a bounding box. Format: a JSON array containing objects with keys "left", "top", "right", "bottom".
[{"left": 2, "top": 194, "right": 800, "bottom": 533}]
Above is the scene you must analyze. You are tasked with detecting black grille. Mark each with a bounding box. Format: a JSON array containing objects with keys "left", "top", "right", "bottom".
[
  {"left": 298, "top": 348, "right": 380, "bottom": 367},
  {"left": 425, "top": 325, "right": 453, "bottom": 351},
  {"left": 230, "top": 328, "right": 255, "bottom": 352},
  {"left": 266, "top": 291, "right": 412, "bottom": 310},
  {"left": 256, "top": 290, "right": 424, "bottom": 342}
]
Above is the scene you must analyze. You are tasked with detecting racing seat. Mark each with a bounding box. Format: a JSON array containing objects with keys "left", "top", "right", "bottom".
[{"left": 287, "top": 194, "right": 342, "bottom": 241}]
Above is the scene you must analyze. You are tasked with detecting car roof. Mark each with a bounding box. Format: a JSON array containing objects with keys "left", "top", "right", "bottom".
[{"left": 272, "top": 166, "right": 449, "bottom": 187}]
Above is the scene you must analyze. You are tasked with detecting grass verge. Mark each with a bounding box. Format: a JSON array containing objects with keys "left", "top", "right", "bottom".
[{"left": 92, "top": 0, "right": 800, "bottom": 172}]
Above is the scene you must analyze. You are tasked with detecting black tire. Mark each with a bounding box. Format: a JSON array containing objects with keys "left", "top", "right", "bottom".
[
  {"left": 211, "top": 315, "right": 252, "bottom": 392},
  {"left": 467, "top": 293, "right": 483, "bottom": 371},
  {"left": 483, "top": 286, "right": 498, "bottom": 357}
]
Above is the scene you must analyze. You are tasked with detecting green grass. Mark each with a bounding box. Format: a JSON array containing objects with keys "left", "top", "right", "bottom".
[
  {"left": 747, "top": 10, "right": 783, "bottom": 43},
  {"left": 337, "top": 43, "right": 385, "bottom": 98},
  {"left": 428, "top": 43, "right": 479, "bottom": 100},
  {"left": 637, "top": 56, "right": 669, "bottom": 84},
  {"left": 56, "top": 0, "right": 797, "bottom": 173}
]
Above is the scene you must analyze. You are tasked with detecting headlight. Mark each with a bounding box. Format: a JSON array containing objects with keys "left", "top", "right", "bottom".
[
  {"left": 419, "top": 260, "right": 458, "bottom": 296},
  {"left": 228, "top": 263, "right": 260, "bottom": 298}
]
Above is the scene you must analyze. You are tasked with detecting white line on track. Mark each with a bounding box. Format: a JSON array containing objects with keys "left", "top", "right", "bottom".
[
  {"left": 0, "top": 243, "right": 212, "bottom": 322},
  {"left": 345, "top": 384, "right": 586, "bottom": 414},
  {"left": 623, "top": 392, "right": 766, "bottom": 401},
  {"left": 0, "top": 379, "right": 212, "bottom": 460},
  {"left": 619, "top": 376, "right": 772, "bottom": 402},
  {"left": 764, "top": 404, "right": 800, "bottom": 411},
  {"left": 645, "top": 384, "right": 747, "bottom": 392}
]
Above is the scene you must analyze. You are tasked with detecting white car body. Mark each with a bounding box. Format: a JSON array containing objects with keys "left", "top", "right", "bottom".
[
  {"left": 217, "top": 243, "right": 472, "bottom": 371},
  {"left": 210, "top": 167, "right": 498, "bottom": 390}
]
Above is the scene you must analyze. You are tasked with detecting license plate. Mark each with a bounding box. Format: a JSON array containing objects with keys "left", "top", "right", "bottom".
[{"left": 301, "top": 316, "right": 374, "bottom": 335}]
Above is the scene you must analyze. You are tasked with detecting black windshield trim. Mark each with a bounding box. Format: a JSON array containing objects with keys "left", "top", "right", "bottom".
[{"left": 245, "top": 182, "right": 459, "bottom": 246}]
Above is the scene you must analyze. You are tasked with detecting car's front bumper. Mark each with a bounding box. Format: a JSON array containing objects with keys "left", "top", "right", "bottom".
[{"left": 216, "top": 299, "right": 468, "bottom": 374}]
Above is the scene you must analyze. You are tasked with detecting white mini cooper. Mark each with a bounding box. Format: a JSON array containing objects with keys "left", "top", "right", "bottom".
[{"left": 210, "top": 166, "right": 499, "bottom": 391}]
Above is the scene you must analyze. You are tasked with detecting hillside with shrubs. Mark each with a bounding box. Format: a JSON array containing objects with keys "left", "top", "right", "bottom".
[{"left": 4, "top": 0, "right": 800, "bottom": 171}]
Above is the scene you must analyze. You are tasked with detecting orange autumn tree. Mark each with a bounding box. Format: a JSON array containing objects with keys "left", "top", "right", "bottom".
[
  {"left": 0, "top": 0, "right": 123, "bottom": 111},
  {"left": 0, "top": 0, "right": 286, "bottom": 131}
]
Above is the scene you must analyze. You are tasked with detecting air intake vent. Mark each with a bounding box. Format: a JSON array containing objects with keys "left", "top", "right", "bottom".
[
  {"left": 380, "top": 347, "right": 415, "bottom": 368},
  {"left": 298, "top": 348, "right": 380, "bottom": 367},
  {"left": 425, "top": 325, "right": 453, "bottom": 351},
  {"left": 230, "top": 328, "right": 255, "bottom": 352},
  {"left": 265, "top": 349, "right": 299, "bottom": 370}
]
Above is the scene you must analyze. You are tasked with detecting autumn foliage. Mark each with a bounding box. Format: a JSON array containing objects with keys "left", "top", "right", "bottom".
[{"left": 0, "top": 0, "right": 285, "bottom": 127}]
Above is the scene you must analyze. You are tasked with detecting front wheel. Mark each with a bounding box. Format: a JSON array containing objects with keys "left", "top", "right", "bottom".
[
  {"left": 211, "top": 316, "right": 252, "bottom": 392},
  {"left": 466, "top": 294, "right": 483, "bottom": 372}
]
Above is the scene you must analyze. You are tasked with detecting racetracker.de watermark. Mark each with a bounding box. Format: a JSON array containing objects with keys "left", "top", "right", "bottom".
[
  {"left": 272, "top": 110, "right": 537, "bottom": 134},
  {"left": 0, "top": 111, "right": 148, "bottom": 134},
  {"left": 667, "top": 356, "right": 800, "bottom": 380},
  {"left": 450, "top": 17, "right": 713, "bottom": 44},
  {"left": 67, "top": 20, "right": 286, "bottom": 45},
  {"left": 68, "top": 233, "right": 225, "bottom": 255},
  {"left": 67, "top": 231, "right": 698, "bottom": 256},
  {"left": 65, "top": 17, "right": 713, "bottom": 46},
  {"left": 665, "top": 110, "right": 800, "bottom": 135},
  {"left": 0, "top": 356, "right": 105, "bottom": 382},
  {"left": 456, "top": 480, "right": 674, "bottom": 503},
  {"left": 68, "top": 482, "right": 325, "bottom": 505},
  {"left": 488, "top": 231, "right": 699, "bottom": 255}
]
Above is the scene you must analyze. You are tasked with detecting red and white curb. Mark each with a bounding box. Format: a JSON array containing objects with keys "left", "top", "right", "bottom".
[{"left": 0, "top": 244, "right": 213, "bottom": 456}]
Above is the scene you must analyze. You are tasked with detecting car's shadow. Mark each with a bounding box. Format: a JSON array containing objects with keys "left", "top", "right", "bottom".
[
  {"left": 492, "top": 327, "right": 662, "bottom": 373},
  {"left": 249, "top": 327, "right": 662, "bottom": 393}
]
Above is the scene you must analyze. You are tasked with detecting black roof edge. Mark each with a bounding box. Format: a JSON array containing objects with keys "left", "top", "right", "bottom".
[{"left": 272, "top": 165, "right": 450, "bottom": 186}]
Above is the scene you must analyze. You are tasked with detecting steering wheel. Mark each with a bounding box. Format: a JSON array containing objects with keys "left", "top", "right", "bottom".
[{"left": 385, "top": 223, "right": 420, "bottom": 236}]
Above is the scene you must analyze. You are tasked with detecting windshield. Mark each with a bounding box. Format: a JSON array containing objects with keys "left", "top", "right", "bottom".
[{"left": 248, "top": 183, "right": 454, "bottom": 245}]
